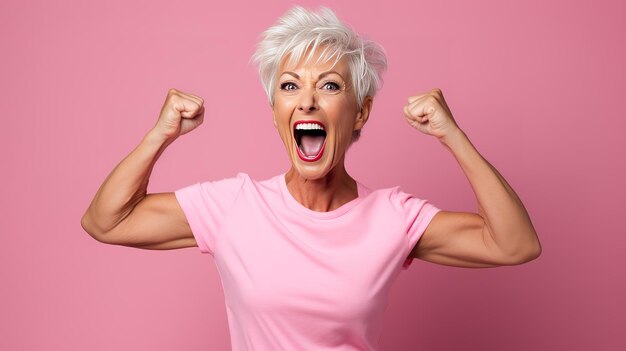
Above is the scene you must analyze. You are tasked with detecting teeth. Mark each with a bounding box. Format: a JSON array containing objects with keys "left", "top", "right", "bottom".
[{"left": 295, "top": 123, "right": 325, "bottom": 131}]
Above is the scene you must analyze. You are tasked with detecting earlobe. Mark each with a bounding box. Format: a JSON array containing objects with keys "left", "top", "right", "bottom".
[
  {"left": 354, "top": 96, "right": 373, "bottom": 130},
  {"left": 353, "top": 111, "right": 365, "bottom": 131}
]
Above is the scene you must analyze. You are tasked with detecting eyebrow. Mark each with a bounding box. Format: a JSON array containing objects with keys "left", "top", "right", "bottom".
[{"left": 280, "top": 71, "right": 344, "bottom": 80}]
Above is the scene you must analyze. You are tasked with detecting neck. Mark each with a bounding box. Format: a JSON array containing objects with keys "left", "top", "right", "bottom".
[{"left": 284, "top": 162, "right": 358, "bottom": 212}]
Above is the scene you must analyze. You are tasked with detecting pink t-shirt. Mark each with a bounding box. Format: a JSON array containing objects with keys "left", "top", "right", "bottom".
[{"left": 175, "top": 172, "right": 441, "bottom": 350}]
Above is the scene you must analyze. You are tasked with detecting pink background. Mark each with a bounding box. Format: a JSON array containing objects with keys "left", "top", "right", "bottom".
[{"left": 1, "top": 0, "right": 624, "bottom": 350}]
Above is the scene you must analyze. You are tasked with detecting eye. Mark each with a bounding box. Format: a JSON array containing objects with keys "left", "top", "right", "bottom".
[
  {"left": 280, "top": 82, "right": 297, "bottom": 91},
  {"left": 321, "top": 81, "right": 341, "bottom": 91}
]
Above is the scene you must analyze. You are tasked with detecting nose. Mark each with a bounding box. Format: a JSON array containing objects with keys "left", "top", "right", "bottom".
[{"left": 297, "top": 86, "right": 319, "bottom": 112}]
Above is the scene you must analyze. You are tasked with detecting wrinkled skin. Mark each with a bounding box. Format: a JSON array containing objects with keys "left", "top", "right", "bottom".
[{"left": 271, "top": 48, "right": 372, "bottom": 212}]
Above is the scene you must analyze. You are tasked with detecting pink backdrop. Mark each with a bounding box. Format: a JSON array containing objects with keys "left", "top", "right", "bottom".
[{"left": 1, "top": 0, "right": 624, "bottom": 350}]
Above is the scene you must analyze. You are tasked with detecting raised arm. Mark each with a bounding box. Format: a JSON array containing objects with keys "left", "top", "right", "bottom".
[
  {"left": 403, "top": 88, "right": 541, "bottom": 267},
  {"left": 80, "top": 88, "right": 205, "bottom": 250}
]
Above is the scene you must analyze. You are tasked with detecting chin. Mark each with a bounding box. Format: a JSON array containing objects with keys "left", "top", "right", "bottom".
[
  {"left": 288, "top": 148, "right": 340, "bottom": 180},
  {"left": 291, "top": 160, "right": 332, "bottom": 180}
]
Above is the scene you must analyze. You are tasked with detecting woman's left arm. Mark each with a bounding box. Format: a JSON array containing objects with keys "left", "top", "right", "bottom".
[{"left": 403, "top": 88, "right": 542, "bottom": 267}]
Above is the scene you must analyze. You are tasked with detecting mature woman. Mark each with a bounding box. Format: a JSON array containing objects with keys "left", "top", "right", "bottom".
[{"left": 81, "top": 6, "right": 541, "bottom": 350}]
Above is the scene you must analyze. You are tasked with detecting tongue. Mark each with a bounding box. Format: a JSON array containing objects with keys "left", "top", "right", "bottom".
[{"left": 300, "top": 135, "right": 325, "bottom": 157}]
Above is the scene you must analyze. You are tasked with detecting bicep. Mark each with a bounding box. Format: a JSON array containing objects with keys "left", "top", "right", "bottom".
[
  {"left": 413, "top": 210, "right": 509, "bottom": 268},
  {"left": 99, "top": 192, "right": 197, "bottom": 250}
]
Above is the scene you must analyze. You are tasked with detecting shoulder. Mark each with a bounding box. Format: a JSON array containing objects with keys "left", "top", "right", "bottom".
[
  {"left": 183, "top": 172, "right": 251, "bottom": 201},
  {"left": 199, "top": 172, "right": 250, "bottom": 189},
  {"left": 353, "top": 185, "right": 420, "bottom": 217},
  {"left": 367, "top": 185, "right": 429, "bottom": 208},
  {"left": 373, "top": 185, "right": 441, "bottom": 224},
  {"left": 209, "top": 172, "right": 286, "bottom": 199}
]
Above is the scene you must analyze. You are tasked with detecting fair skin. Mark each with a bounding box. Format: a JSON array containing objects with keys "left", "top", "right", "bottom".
[
  {"left": 403, "top": 93, "right": 541, "bottom": 267},
  {"left": 272, "top": 50, "right": 371, "bottom": 212},
  {"left": 81, "top": 49, "right": 541, "bottom": 267}
]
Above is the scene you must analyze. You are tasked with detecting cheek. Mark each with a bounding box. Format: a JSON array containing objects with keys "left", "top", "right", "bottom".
[
  {"left": 272, "top": 102, "right": 289, "bottom": 123},
  {"left": 322, "top": 100, "right": 358, "bottom": 133},
  {"left": 273, "top": 108, "right": 293, "bottom": 141},
  {"left": 273, "top": 98, "right": 295, "bottom": 118}
]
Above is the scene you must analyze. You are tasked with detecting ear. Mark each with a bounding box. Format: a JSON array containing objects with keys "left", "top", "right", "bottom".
[{"left": 354, "top": 96, "right": 373, "bottom": 131}]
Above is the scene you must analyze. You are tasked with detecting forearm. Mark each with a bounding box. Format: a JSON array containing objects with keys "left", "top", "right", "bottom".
[
  {"left": 440, "top": 129, "right": 541, "bottom": 259},
  {"left": 81, "top": 129, "right": 175, "bottom": 236}
]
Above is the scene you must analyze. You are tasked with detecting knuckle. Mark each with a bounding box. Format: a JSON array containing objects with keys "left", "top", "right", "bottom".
[{"left": 168, "top": 93, "right": 179, "bottom": 103}]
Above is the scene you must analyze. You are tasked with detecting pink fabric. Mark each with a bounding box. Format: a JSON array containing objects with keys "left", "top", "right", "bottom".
[{"left": 175, "top": 173, "right": 441, "bottom": 350}]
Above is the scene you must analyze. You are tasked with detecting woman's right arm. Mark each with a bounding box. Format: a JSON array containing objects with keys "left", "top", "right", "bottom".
[{"left": 80, "top": 88, "right": 205, "bottom": 250}]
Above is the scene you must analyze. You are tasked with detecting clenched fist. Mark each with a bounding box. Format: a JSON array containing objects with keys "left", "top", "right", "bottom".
[
  {"left": 403, "top": 88, "right": 460, "bottom": 141},
  {"left": 152, "top": 88, "right": 205, "bottom": 141}
]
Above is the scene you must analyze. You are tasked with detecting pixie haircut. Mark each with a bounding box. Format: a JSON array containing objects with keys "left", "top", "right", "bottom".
[{"left": 251, "top": 6, "right": 387, "bottom": 120}]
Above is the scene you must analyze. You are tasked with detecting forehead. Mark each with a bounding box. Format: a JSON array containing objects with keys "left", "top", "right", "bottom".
[{"left": 278, "top": 46, "right": 350, "bottom": 77}]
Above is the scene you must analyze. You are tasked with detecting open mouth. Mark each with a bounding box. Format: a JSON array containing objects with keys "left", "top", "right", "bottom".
[{"left": 294, "top": 120, "right": 327, "bottom": 162}]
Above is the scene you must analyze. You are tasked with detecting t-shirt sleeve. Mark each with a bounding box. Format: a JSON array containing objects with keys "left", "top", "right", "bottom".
[
  {"left": 174, "top": 173, "right": 247, "bottom": 255},
  {"left": 392, "top": 187, "right": 442, "bottom": 270}
]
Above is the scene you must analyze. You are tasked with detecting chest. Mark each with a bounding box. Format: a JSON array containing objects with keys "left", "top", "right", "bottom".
[{"left": 212, "top": 197, "right": 407, "bottom": 321}]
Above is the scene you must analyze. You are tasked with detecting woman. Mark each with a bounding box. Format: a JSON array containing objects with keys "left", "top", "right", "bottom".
[{"left": 81, "top": 6, "right": 541, "bottom": 350}]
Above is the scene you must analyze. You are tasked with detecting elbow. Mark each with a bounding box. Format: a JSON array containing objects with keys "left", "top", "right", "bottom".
[
  {"left": 507, "top": 236, "right": 542, "bottom": 265},
  {"left": 526, "top": 230, "right": 542, "bottom": 261},
  {"left": 531, "top": 239, "right": 542, "bottom": 260},
  {"left": 80, "top": 213, "right": 94, "bottom": 236},
  {"left": 515, "top": 244, "right": 542, "bottom": 265},
  {"left": 80, "top": 212, "right": 109, "bottom": 244}
]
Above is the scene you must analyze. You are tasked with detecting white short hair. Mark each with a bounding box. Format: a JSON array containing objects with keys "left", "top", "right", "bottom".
[{"left": 251, "top": 6, "right": 387, "bottom": 112}]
